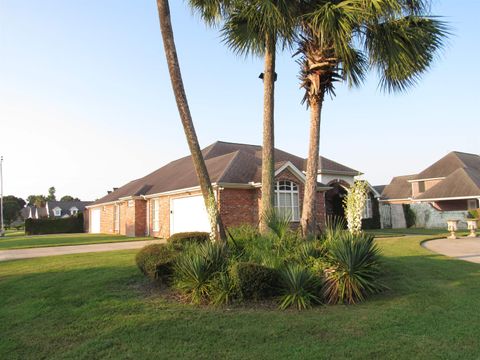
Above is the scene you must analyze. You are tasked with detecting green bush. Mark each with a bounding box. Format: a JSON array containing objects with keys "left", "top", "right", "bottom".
[
  {"left": 278, "top": 264, "right": 322, "bottom": 310},
  {"left": 136, "top": 244, "right": 176, "bottom": 282},
  {"left": 323, "top": 232, "right": 384, "bottom": 304},
  {"left": 25, "top": 214, "right": 84, "bottom": 235},
  {"left": 168, "top": 232, "right": 210, "bottom": 248},
  {"left": 230, "top": 262, "right": 279, "bottom": 300},
  {"left": 174, "top": 242, "right": 227, "bottom": 304},
  {"left": 208, "top": 271, "right": 237, "bottom": 306},
  {"left": 403, "top": 204, "right": 416, "bottom": 228}
]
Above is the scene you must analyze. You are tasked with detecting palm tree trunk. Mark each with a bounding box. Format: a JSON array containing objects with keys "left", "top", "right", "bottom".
[
  {"left": 259, "top": 33, "right": 276, "bottom": 234},
  {"left": 300, "top": 95, "right": 324, "bottom": 237},
  {"left": 156, "top": 0, "right": 227, "bottom": 243}
]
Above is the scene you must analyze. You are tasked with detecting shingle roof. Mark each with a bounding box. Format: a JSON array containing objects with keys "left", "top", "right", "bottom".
[
  {"left": 414, "top": 151, "right": 480, "bottom": 180},
  {"left": 318, "top": 156, "right": 361, "bottom": 175},
  {"left": 92, "top": 141, "right": 360, "bottom": 206},
  {"left": 381, "top": 174, "right": 417, "bottom": 200},
  {"left": 47, "top": 201, "right": 92, "bottom": 217},
  {"left": 415, "top": 167, "right": 480, "bottom": 200}
]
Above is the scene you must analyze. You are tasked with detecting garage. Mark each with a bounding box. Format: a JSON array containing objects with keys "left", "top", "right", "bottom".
[
  {"left": 170, "top": 195, "right": 211, "bottom": 235},
  {"left": 90, "top": 208, "right": 101, "bottom": 234}
]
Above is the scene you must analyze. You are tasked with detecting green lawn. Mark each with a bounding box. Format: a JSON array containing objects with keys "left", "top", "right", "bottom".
[
  {"left": 1, "top": 234, "right": 480, "bottom": 359},
  {"left": 0, "top": 233, "right": 152, "bottom": 250},
  {"left": 368, "top": 228, "right": 450, "bottom": 236}
]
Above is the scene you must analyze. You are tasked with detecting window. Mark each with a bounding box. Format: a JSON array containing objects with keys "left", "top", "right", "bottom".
[
  {"left": 153, "top": 199, "right": 160, "bottom": 232},
  {"left": 53, "top": 207, "right": 61, "bottom": 217},
  {"left": 274, "top": 180, "right": 300, "bottom": 221},
  {"left": 70, "top": 207, "right": 78, "bottom": 215},
  {"left": 418, "top": 181, "right": 425, "bottom": 193},
  {"left": 363, "top": 197, "right": 373, "bottom": 219},
  {"left": 468, "top": 199, "right": 478, "bottom": 210},
  {"left": 114, "top": 205, "right": 120, "bottom": 232}
]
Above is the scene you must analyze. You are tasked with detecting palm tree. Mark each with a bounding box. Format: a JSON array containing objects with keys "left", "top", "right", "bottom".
[
  {"left": 155, "top": 0, "right": 227, "bottom": 243},
  {"left": 189, "top": 0, "right": 297, "bottom": 233},
  {"left": 298, "top": 0, "right": 448, "bottom": 236}
]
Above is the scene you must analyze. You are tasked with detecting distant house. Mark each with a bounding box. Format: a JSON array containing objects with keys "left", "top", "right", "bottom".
[
  {"left": 22, "top": 201, "right": 91, "bottom": 220},
  {"left": 379, "top": 151, "right": 480, "bottom": 228}
]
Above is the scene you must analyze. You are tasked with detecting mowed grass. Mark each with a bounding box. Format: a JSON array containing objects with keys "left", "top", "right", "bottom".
[
  {"left": 1, "top": 235, "right": 480, "bottom": 359},
  {"left": 0, "top": 233, "right": 152, "bottom": 250}
]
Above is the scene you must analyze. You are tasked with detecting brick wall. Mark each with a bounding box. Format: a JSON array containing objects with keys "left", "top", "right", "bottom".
[{"left": 90, "top": 167, "right": 328, "bottom": 237}]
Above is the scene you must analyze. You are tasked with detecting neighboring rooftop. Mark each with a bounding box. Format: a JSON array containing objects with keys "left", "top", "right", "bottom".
[
  {"left": 382, "top": 151, "right": 480, "bottom": 201},
  {"left": 92, "top": 141, "right": 362, "bottom": 206},
  {"left": 381, "top": 174, "right": 417, "bottom": 200},
  {"left": 413, "top": 151, "right": 480, "bottom": 180}
]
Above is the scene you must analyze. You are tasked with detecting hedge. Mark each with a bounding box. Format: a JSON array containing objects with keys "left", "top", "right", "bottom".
[{"left": 25, "top": 213, "right": 84, "bottom": 235}]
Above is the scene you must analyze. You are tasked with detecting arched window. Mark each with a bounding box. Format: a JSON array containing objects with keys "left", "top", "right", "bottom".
[{"left": 274, "top": 180, "right": 300, "bottom": 221}]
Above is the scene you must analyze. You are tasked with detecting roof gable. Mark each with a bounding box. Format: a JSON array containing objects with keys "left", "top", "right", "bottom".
[
  {"left": 414, "top": 151, "right": 480, "bottom": 180},
  {"left": 416, "top": 167, "right": 480, "bottom": 200},
  {"left": 382, "top": 174, "right": 417, "bottom": 200}
]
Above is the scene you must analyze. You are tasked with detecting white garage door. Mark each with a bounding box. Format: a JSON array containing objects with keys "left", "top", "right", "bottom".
[
  {"left": 171, "top": 195, "right": 211, "bottom": 235},
  {"left": 90, "top": 209, "right": 101, "bottom": 234}
]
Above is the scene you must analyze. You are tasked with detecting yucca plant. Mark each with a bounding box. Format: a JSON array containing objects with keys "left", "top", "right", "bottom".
[
  {"left": 322, "top": 215, "right": 346, "bottom": 244},
  {"left": 262, "top": 207, "right": 292, "bottom": 242},
  {"left": 174, "top": 242, "right": 228, "bottom": 304},
  {"left": 208, "top": 271, "right": 237, "bottom": 306},
  {"left": 278, "top": 264, "right": 322, "bottom": 310},
  {"left": 323, "top": 232, "right": 384, "bottom": 305}
]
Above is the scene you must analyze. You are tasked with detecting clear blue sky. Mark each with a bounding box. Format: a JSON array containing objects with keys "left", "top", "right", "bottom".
[{"left": 0, "top": 1, "right": 478, "bottom": 201}]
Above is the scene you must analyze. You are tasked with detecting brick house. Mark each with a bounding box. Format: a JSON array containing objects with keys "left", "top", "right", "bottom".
[
  {"left": 86, "top": 141, "right": 362, "bottom": 237},
  {"left": 379, "top": 151, "right": 480, "bottom": 228}
]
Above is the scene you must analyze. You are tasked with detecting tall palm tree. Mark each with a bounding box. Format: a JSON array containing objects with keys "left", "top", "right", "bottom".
[
  {"left": 297, "top": 0, "right": 448, "bottom": 236},
  {"left": 155, "top": 0, "right": 227, "bottom": 243},
  {"left": 189, "top": 0, "right": 297, "bottom": 233}
]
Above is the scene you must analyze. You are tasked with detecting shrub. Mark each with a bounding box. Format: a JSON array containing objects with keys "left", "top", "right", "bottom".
[
  {"left": 262, "top": 208, "right": 291, "bottom": 241},
  {"left": 278, "top": 264, "right": 322, "bottom": 310},
  {"left": 208, "top": 271, "right": 237, "bottom": 306},
  {"left": 136, "top": 244, "right": 176, "bottom": 282},
  {"left": 25, "top": 214, "right": 84, "bottom": 235},
  {"left": 230, "top": 262, "right": 279, "bottom": 300},
  {"left": 403, "top": 204, "right": 416, "bottom": 228},
  {"left": 168, "top": 232, "right": 210, "bottom": 248},
  {"left": 174, "top": 242, "right": 227, "bottom": 304},
  {"left": 323, "top": 232, "right": 384, "bottom": 304}
]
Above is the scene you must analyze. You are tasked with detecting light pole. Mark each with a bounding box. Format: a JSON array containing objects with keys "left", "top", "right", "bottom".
[{"left": 0, "top": 156, "right": 4, "bottom": 237}]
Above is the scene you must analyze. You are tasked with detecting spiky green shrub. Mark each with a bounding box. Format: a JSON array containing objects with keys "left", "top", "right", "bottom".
[
  {"left": 322, "top": 216, "right": 347, "bottom": 244},
  {"left": 208, "top": 271, "right": 237, "bottom": 306},
  {"left": 136, "top": 244, "right": 177, "bottom": 283},
  {"left": 262, "top": 208, "right": 292, "bottom": 241},
  {"left": 230, "top": 262, "right": 279, "bottom": 300},
  {"left": 174, "top": 242, "right": 227, "bottom": 304},
  {"left": 278, "top": 264, "right": 322, "bottom": 310},
  {"left": 323, "top": 232, "right": 384, "bottom": 304}
]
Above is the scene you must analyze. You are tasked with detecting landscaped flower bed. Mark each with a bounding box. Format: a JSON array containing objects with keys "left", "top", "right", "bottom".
[{"left": 136, "top": 216, "right": 385, "bottom": 310}]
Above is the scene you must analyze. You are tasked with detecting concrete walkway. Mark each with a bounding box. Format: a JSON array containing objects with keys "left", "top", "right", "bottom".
[
  {"left": 0, "top": 240, "right": 165, "bottom": 262},
  {"left": 422, "top": 237, "right": 480, "bottom": 264}
]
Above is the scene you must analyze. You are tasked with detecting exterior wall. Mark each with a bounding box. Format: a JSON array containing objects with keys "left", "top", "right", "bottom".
[
  {"left": 411, "top": 179, "right": 443, "bottom": 198},
  {"left": 318, "top": 173, "right": 355, "bottom": 187},
  {"left": 219, "top": 188, "right": 258, "bottom": 228},
  {"left": 89, "top": 168, "right": 328, "bottom": 237},
  {"left": 100, "top": 205, "right": 115, "bottom": 234},
  {"left": 411, "top": 202, "right": 469, "bottom": 229}
]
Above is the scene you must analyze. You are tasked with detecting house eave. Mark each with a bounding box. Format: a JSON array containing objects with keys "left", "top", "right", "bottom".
[
  {"left": 413, "top": 195, "right": 480, "bottom": 202},
  {"left": 407, "top": 177, "right": 446, "bottom": 183}
]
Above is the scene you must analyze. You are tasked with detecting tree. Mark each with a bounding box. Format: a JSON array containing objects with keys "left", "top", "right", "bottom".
[
  {"left": 2, "top": 196, "right": 25, "bottom": 226},
  {"left": 155, "top": 0, "right": 227, "bottom": 243},
  {"left": 60, "top": 195, "right": 80, "bottom": 202},
  {"left": 189, "top": 0, "right": 297, "bottom": 233},
  {"left": 297, "top": 0, "right": 448, "bottom": 236},
  {"left": 47, "top": 186, "right": 56, "bottom": 201},
  {"left": 27, "top": 195, "right": 47, "bottom": 207}
]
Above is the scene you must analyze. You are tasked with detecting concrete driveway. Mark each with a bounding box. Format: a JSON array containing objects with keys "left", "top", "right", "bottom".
[
  {"left": 0, "top": 239, "right": 164, "bottom": 262},
  {"left": 422, "top": 237, "right": 480, "bottom": 264}
]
